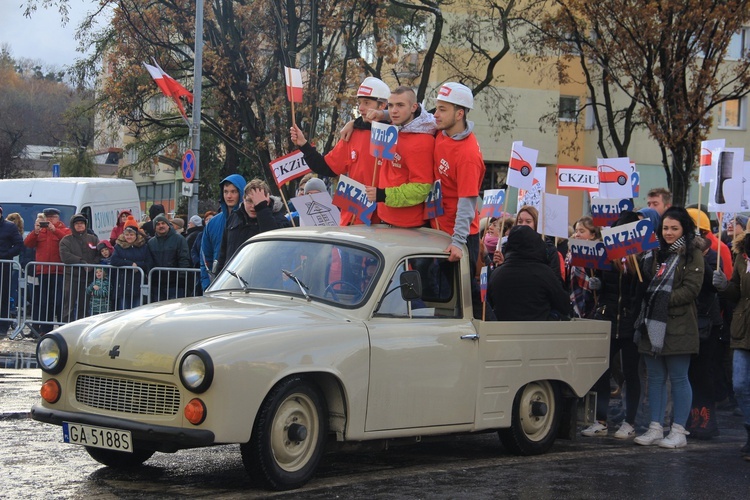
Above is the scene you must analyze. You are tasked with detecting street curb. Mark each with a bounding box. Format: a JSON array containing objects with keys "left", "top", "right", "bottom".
[{"left": 0, "top": 411, "right": 32, "bottom": 420}]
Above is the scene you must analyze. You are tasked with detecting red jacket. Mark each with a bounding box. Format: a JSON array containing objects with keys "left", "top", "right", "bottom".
[
  {"left": 24, "top": 221, "right": 71, "bottom": 274},
  {"left": 706, "top": 231, "right": 732, "bottom": 278},
  {"left": 325, "top": 128, "right": 380, "bottom": 226},
  {"left": 376, "top": 131, "right": 434, "bottom": 227}
]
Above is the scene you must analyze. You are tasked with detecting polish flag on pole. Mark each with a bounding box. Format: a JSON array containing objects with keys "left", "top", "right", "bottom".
[
  {"left": 143, "top": 61, "right": 193, "bottom": 119},
  {"left": 284, "top": 66, "right": 303, "bottom": 103}
]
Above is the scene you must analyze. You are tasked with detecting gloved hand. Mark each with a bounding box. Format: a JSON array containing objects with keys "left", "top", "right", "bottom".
[
  {"left": 588, "top": 277, "right": 602, "bottom": 291},
  {"left": 712, "top": 270, "right": 728, "bottom": 291}
]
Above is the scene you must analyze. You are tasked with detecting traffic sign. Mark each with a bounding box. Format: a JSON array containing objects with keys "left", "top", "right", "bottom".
[
  {"left": 182, "top": 149, "right": 196, "bottom": 183},
  {"left": 181, "top": 182, "right": 195, "bottom": 197}
]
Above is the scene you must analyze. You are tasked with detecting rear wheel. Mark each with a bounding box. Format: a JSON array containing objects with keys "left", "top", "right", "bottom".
[
  {"left": 241, "top": 377, "right": 327, "bottom": 491},
  {"left": 499, "top": 381, "right": 560, "bottom": 455},
  {"left": 85, "top": 446, "right": 154, "bottom": 468}
]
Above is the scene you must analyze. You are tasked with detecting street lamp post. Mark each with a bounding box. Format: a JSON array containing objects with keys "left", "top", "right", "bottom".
[{"left": 189, "top": 0, "right": 204, "bottom": 218}]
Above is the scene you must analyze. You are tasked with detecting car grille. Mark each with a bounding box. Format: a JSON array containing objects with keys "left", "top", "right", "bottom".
[{"left": 75, "top": 374, "right": 181, "bottom": 416}]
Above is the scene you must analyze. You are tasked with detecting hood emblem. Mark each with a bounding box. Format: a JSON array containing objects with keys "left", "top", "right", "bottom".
[{"left": 109, "top": 345, "right": 121, "bottom": 359}]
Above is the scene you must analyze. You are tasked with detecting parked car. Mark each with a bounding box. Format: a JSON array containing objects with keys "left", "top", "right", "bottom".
[{"left": 32, "top": 226, "right": 610, "bottom": 490}]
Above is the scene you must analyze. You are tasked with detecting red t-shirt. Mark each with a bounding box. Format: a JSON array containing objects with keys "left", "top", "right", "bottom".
[
  {"left": 324, "top": 129, "right": 379, "bottom": 226},
  {"left": 377, "top": 132, "right": 435, "bottom": 227},
  {"left": 430, "top": 131, "right": 485, "bottom": 237}
]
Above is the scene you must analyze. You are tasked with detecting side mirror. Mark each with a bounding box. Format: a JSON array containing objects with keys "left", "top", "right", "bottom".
[{"left": 399, "top": 270, "right": 422, "bottom": 301}]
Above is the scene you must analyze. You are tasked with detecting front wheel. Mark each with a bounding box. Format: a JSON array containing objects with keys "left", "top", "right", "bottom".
[
  {"left": 241, "top": 376, "right": 328, "bottom": 491},
  {"left": 498, "top": 380, "right": 560, "bottom": 455},
  {"left": 85, "top": 446, "right": 154, "bottom": 468}
]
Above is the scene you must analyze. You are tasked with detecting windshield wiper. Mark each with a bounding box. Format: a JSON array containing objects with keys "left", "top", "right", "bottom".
[
  {"left": 226, "top": 270, "right": 250, "bottom": 292},
  {"left": 282, "top": 269, "right": 311, "bottom": 302}
]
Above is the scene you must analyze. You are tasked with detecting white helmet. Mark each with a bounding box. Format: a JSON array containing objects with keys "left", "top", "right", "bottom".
[
  {"left": 436, "top": 82, "right": 474, "bottom": 110},
  {"left": 357, "top": 77, "right": 391, "bottom": 101}
]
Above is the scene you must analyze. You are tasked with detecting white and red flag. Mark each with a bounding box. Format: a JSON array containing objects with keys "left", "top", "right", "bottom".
[
  {"left": 143, "top": 62, "right": 193, "bottom": 119},
  {"left": 269, "top": 150, "right": 311, "bottom": 188},
  {"left": 284, "top": 66, "right": 303, "bottom": 103}
]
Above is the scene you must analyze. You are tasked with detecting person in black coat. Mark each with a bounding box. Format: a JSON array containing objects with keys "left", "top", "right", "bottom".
[
  {"left": 488, "top": 225, "right": 569, "bottom": 321},
  {"left": 216, "top": 179, "right": 291, "bottom": 271}
]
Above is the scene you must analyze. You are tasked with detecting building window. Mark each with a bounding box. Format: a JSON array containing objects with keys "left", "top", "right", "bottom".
[
  {"left": 726, "top": 28, "right": 750, "bottom": 60},
  {"left": 559, "top": 96, "right": 578, "bottom": 122},
  {"left": 584, "top": 98, "right": 595, "bottom": 130},
  {"left": 718, "top": 97, "right": 746, "bottom": 129}
]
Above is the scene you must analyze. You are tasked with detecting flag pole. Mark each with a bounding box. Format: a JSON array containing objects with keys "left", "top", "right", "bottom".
[
  {"left": 286, "top": 66, "right": 297, "bottom": 128},
  {"left": 717, "top": 211, "right": 723, "bottom": 272},
  {"left": 280, "top": 191, "right": 296, "bottom": 227}
]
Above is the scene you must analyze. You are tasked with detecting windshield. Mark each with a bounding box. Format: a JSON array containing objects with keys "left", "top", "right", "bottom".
[
  {"left": 0, "top": 203, "right": 76, "bottom": 236},
  {"left": 208, "top": 239, "right": 381, "bottom": 307}
]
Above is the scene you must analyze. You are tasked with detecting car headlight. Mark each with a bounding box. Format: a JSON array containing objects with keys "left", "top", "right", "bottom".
[
  {"left": 37, "top": 333, "right": 68, "bottom": 375},
  {"left": 179, "top": 349, "right": 214, "bottom": 393}
]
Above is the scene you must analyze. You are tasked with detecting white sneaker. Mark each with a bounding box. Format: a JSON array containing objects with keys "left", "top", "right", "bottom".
[
  {"left": 614, "top": 422, "right": 635, "bottom": 440},
  {"left": 581, "top": 421, "right": 608, "bottom": 437},
  {"left": 635, "top": 422, "right": 664, "bottom": 446},
  {"left": 658, "top": 424, "right": 689, "bottom": 449}
]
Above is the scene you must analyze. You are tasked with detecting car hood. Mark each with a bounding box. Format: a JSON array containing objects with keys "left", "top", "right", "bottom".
[{"left": 69, "top": 295, "right": 346, "bottom": 373}]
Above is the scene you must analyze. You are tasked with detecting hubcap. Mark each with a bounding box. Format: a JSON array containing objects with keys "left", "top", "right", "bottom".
[
  {"left": 519, "top": 382, "right": 555, "bottom": 442},
  {"left": 270, "top": 393, "right": 319, "bottom": 472}
]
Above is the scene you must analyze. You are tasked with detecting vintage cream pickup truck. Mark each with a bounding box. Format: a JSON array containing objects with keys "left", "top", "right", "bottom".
[{"left": 32, "top": 226, "right": 610, "bottom": 491}]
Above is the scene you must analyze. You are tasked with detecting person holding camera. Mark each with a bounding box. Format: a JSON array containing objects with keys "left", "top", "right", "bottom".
[{"left": 24, "top": 208, "right": 71, "bottom": 334}]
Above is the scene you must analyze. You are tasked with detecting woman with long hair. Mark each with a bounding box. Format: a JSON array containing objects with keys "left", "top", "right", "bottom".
[{"left": 634, "top": 207, "right": 703, "bottom": 449}]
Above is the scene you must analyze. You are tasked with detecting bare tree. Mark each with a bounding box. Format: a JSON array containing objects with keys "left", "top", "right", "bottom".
[{"left": 541, "top": 0, "right": 750, "bottom": 206}]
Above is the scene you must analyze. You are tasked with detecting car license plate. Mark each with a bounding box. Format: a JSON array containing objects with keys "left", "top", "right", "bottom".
[{"left": 62, "top": 422, "right": 133, "bottom": 453}]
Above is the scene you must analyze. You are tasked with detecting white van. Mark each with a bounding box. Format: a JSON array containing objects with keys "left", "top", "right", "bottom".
[{"left": 0, "top": 177, "right": 142, "bottom": 241}]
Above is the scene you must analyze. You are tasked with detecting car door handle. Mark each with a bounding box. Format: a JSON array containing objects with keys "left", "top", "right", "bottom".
[{"left": 460, "top": 333, "right": 479, "bottom": 341}]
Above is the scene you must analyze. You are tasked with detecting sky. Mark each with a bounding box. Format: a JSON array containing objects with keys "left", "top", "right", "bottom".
[{"left": 0, "top": 0, "right": 101, "bottom": 69}]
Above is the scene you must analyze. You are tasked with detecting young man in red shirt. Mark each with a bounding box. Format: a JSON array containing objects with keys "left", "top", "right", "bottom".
[
  {"left": 364, "top": 86, "right": 435, "bottom": 228},
  {"left": 431, "top": 82, "right": 485, "bottom": 262},
  {"left": 289, "top": 76, "right": 390, "bottom": 225},
  {"left": 432, "top": 82, "right": 486, "bottom": 318}
]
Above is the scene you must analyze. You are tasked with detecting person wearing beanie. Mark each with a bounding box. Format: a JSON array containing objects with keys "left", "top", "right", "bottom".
[
  {"left": 122, "top": 215, "right": 140, "bottom": 233},
  {"left": 109, "top": 209, "right": 133, "bottom": 245},
  {"left": 24, "top": 207, "right": 71, "bottom": 334},
  {"left": 141, "top": 204, "right": 165, "bottom": 238},
  {"left": 0, "top": 205, "right": 24, "bottom": 336},
  {"left": 147, "top": 211, "right": 191, "bottom": 301},
  {"left": 171, "top": 217, "right": 185, "bottom": 236},
  {"left": 97, "top": 240, "right": 114, "bottom": 265},
  {"left": 303, "top": 177, "right": 327, "bottom": 195},
  {"left": 112, "top": 217, "right": 153, "bottom": 310},
  {"left": 59, "top": 213, "right": 100, "bottom": 323},
  {"left": 200, "top": 174, "right": 247, "bottom": 290}
]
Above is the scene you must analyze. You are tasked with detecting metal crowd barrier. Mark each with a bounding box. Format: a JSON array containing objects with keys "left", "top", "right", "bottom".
[{"left": 4, "top": 260, "right": 199, "bottom": 341}]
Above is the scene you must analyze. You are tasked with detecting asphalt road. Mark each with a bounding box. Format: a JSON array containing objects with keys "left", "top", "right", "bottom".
[{"left": 1, "top": 363, "right": 748, "bottom": 499}]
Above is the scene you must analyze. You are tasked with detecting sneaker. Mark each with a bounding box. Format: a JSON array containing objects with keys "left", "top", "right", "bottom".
[
  {"left": 635, "top": 422, "right": 664, "bottom": 446},
  {"left": 614, "top": 422, "right": 636, "bottom": 440},
  {"left": 658, "top": 424, "right": 689, "bottom": 449},
  {"left": 581, "top": 421, "right": 608, "bottom": 437}
]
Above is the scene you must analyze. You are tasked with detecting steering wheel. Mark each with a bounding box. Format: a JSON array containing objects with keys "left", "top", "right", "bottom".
[{"left": 323, "top": 280, "right": 363, "bottom": 302}]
